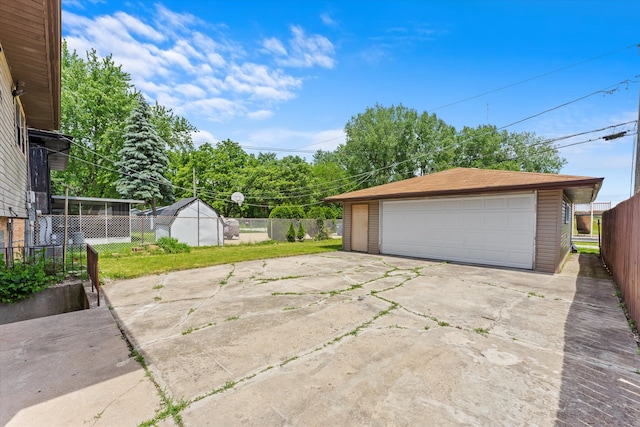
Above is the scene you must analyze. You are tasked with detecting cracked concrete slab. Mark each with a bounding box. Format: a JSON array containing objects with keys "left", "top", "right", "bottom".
[
  {"left": 2, "top": 252, "right": 638, "bottom": 426},
  {"left": 101, "top": 252, "right": 639, "bottom": 426},
  {"left": 0, "top": 308, "right": 161, "bottom": 427}
]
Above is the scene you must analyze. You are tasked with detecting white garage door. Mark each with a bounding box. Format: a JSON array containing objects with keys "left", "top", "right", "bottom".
[{"left": 380, "top": 193, "right": 536, "bottom": 269}]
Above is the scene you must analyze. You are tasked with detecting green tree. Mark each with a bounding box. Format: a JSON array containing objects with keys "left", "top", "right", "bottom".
[
  {"left": 339, "top": 103, "right": 419, "bottom": 188},
  {"left": 54, "top": 42, "right": 136, "bottom": 197},
  {"left": 115, "top": 95, "right": 170, "bottom": 215}
]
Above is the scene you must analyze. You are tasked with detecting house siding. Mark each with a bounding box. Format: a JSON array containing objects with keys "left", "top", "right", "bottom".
[
  {"left": 342, "top": 201, "right": 352, "bottom": 251},
  {"left": 558, "top": 194, "right": 572, "bottom": 270},
  {"left": 368, "top": 200, "right": 380, "bottom": 254},
  {"left": 535, "top": 189, "right": 562, "bottom": 273},
  {"left": 0, "top": 49, "right": 28, "bottom": 219},
  {"left": 341, "top": 200, "right": 380, "bottom": 253}
]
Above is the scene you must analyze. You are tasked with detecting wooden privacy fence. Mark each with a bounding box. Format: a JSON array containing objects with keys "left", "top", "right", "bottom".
[
  {"left": 601, "top": 192, "right": 640, "bottom": 326},
  {"left": 86, "top": 244, "right": 100, "bottom": 306}
]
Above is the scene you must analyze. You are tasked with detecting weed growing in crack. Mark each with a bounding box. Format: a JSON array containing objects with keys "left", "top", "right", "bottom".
[
  {"left": 437, "top": 321, "right": 450, "bottom": 327},
  {"left": 225, "top": 315, "right": 240, "bottom": 321},
  {"left": 280, "top": 356, "right": 298, "bottom": 366},
  {"left": 154, "top": 296, "right": 162, "bottom": 302},
  {"left": 152, "top": 284, "right": 164, "bottom": 290},
  {"left": 220, "top": 265, "right": 235, "bottom": 287},
  {"left": 272, "top": 291, "right": 305, "bottom": 296},
  {"left": 474, "top": 327, "right": 489, "bottom": 336},
  {"left": 182, "top": 327, "right": 194, "bottom": 336},
  {"left": 188, "top": 307, "right": 196, "bottom": 315},
  {"left": 527, "top": 291, "right": 544, "bottom": 298},
  {"left": 283, "top": 306, "right": 297, "bottom": 311},
  {"left": 424, "top": 325, "right": 430, "bottom": 330}
]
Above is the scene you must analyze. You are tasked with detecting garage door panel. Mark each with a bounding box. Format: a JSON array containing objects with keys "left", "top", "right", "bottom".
[{"left": 381, "top": 193, "right": 535, "bottom": 269}]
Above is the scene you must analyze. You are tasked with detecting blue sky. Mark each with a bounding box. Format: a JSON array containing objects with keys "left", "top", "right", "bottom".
[{"left": 63, "top": 0, "right": 639, "bottom": 205}]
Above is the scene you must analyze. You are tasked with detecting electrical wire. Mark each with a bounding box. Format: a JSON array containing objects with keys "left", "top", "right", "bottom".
[
  {"left": 53, "top": 78, "right": 637, "bottom": 207},
  {"left": 428, "top": 43, "right": 640, "bottom": 112}
]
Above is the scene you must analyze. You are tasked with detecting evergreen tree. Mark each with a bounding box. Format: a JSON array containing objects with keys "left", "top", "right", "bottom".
[{"left": 116, "top": 95, "right": 170, "bottom": 215}]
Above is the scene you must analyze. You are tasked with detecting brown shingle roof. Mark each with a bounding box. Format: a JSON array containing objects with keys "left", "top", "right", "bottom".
[{"left": 324, "top": 168, "right": 603, "bottom": 203}]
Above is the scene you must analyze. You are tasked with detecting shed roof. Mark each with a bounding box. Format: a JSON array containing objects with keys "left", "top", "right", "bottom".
[
  {"left": 156, "top": 197, "right": 219, "bottom": 226},
  {"left": 324, "top": 168, "right": 603, "bottom": 204}
]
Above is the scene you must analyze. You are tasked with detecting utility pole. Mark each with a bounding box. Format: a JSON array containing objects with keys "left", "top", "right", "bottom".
[{"left": 192, "top": 167, "right": 197, "bottom": 198}]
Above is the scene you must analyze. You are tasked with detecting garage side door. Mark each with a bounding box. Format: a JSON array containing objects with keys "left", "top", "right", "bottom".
[{"left": 380, "top": 193, "right": 536, "bottom": 269}]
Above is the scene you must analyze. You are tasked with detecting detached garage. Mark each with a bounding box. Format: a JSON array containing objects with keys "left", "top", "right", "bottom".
[{"left": 325, "top": 168, "right": 603, "bottom": 273}]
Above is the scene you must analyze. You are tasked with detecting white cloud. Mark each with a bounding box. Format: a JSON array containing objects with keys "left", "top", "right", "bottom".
[
  {"left": 247, "top": 109, "right": 274, "bottom": 120},
  {"left": 113, "top": 11, "right": 164, "bottom": 42},
  {"left": 262, "top": 38, "right": 288, "bottom": 56},
  {"left": 263, "top": 25, "right": 335, "bottom": 69},
  {"left": 192, "top": 129, "right": 218, "bottom": 146},
  {"left": 245, "top": 127, "right": 345, "bottom": 152},
  {"left": 320, "top": 13, "right": 338, "bottom": 27},
  {"left": 62, "top": 6, "right": 336, "bottom": 128}
]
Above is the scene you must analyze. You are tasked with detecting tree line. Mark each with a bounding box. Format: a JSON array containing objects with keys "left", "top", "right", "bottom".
[{"left": 54, "top": 44, "right": 565, "bottom": 219}]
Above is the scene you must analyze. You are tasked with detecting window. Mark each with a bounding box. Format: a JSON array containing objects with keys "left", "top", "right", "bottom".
[{"left": 563, "top": 201, "right": 571, "bottom": 224}]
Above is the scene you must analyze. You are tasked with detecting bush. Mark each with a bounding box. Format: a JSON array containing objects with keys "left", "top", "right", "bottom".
[
  {"left": 296, "top": 222, "right": 306, "bottom": 242},
  {"left": 286, "top": 222, "right": 296, "bottom": 242},
  {"left": 269, "top": 205, "right": 306, "bottom": 219},
  {"left": 314, "top": 219, "right": 330, "bottom": 241},
  {"left": 0, "top": 259, "right": 60, "bottom": 303},
  {"left": 268, "top": 205, "right": 305, "bottom": 241},
  {"left": 156, "top": 237, "right": 191, "bottom": 254}
]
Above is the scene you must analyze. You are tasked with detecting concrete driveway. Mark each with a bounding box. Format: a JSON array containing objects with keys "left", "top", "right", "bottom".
[{"left": 97, "top": 252, "right": 639, "bottom": 426}]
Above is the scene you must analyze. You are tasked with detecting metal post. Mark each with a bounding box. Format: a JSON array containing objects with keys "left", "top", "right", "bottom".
[{"left": 63, "top": 186, "right": 68, "bottom": 272}]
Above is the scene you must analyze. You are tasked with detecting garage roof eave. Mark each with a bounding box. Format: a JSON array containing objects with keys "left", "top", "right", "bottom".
[{"left": 324, "top": 177, "right": 604, "bottom": 203}]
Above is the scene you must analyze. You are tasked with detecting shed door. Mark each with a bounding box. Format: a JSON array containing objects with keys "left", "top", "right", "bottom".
[
  {"left": 380, "top": 193, "right": 536, "bottom": 269},
  {"left": 351, "top": 204, "right": 369, "bottom": 252}
]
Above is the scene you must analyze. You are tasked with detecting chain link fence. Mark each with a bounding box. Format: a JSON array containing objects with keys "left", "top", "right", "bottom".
[{"left": 33, "top": 215, "right": 342, "bottom": 255}]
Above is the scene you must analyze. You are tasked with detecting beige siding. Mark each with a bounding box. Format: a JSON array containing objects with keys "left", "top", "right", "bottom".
[
  {"left": 558, "top": 194, "right": 572, "bottom": 270},
  {"left": 0, "top": 49, "right": 28, "bottom": 219},
  {"left": 535, "top": 189, "right": 562, "bottom": 273},
  {"left": 341, "top": 200, "right": 379, "bottom": 254},
  {"left": 368, "top": 200, "right": 380, "bottom": 254},
  {"left": 342, "top": 201, "right": 352, "bottom": 251}
]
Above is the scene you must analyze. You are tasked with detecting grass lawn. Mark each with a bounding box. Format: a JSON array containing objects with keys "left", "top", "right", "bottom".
[
  {"left": 99, "top": 239, "right": 342, "bottom": 280},
  {"left": 574, "top": 241, "right": 600, "bottom": 255}
]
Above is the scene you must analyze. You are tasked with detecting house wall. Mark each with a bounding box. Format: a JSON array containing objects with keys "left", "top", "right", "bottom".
[
  {"left": 535, "top": 189, "right": 563, "bottom": 273},
  {"left": 368, "top": 201, "right": 380, "bottom": 254},
  {"left": 341, "top": 200, "right": 379, "bottom": 254},
  {"left": 342, "top": 201, "right": 352, "bottom": 251},
  {"left": 0, "top": 48, "right": 29, "bottom": 220},
  {"left": 558, "top": 194, "right": 573, "bottom": 270}
]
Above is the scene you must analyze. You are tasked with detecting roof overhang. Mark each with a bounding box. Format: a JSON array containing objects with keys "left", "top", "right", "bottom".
[
  {"left": 28, "top": 128, "right": 71, "bottom": 171},
  {"left": 324, "top": 169, "right": 604, "bottom": 204},
  {"left": 0, "top": 0, "right": 62, "bottom": 130}
]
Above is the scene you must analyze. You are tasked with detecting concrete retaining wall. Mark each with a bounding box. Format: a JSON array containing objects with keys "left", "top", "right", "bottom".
[{"left": 0, "top": 281, "right": 89, "bottom": 325}]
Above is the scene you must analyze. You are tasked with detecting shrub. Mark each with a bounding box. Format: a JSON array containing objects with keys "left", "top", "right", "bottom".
[
  {"left": 0, "top": 259, "right": 60, "bottom": 303},
  {"left": 269, "top": 205, "right": 306, "bottom": 219},
  {"left": 268, "top": 205, "right": 305, "bottom": 241},
  {"left": 286, "top": 222, "right": 296, "bottom": 242},
  {"left": 314, "top": 220, "right": 330, "bottom": 241},
  {"left": 156, "top": 237, "right": 191, "bottom": 254},
  {"left": 296, "top": 222, "right": 306, "bottom": 241}
]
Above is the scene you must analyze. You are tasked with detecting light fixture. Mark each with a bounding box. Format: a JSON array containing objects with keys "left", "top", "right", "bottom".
[{"left": 12, "top": 81, "right": 25, "bottom": 97}]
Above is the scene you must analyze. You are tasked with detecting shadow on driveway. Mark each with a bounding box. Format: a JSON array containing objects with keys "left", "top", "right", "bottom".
[{"left": 555, "top": 254, "right": 640, "bottom": 425}]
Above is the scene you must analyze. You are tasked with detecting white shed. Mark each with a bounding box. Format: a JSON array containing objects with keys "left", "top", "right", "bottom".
[{"left": 155, "top": 198, "right": 224, "bottom": 246}]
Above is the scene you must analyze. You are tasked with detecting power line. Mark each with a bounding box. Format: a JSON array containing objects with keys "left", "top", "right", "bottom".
[
  {"left": 429, "top": 43, "right": 639, "bottom": 112},
  {"left": 55, "top": 78, "right": 637, "bottom": 206}
]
